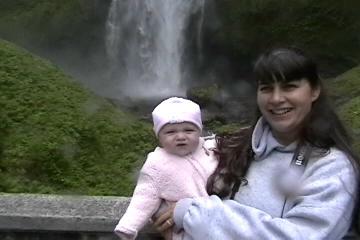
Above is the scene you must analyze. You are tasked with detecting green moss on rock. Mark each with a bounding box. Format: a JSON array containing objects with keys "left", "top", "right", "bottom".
[
  {"left": 338, "top": 96, "right": 360, "bottom": 154},
  {"left": 187, "top": 84, "right": 221, "bottom": 107},
  {"left": 213, "top": 122, "right": 248, "bottom": 135},
  {"left": 213, "top": 0, "right": 360, "bottom": 71},
  {"left": 0, "top": 39, "right": 155, "bottom": 196},
  {"left": 327, "top": 66, "right": 360, "bottom": 105}
]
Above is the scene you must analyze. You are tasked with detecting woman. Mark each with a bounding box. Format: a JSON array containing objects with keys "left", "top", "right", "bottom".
[{"left": 154, "top": 47, "right": 359, "bottom": 239}]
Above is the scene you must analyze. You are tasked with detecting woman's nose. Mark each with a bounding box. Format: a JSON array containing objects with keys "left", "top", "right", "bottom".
[{"left": 269, "top": 87, "right": 285, "bottom": 103}]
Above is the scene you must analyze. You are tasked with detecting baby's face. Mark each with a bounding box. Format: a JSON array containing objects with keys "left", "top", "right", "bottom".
[{"left": 158, "top": 122, "right": 201, "bottom": 157}]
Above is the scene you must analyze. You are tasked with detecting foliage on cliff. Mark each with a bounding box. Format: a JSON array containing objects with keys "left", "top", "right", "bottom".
[
  {"left": 329, "top": 66, "right": 360, "bottom": 154},
  {"left": 211, "top": 0, "right": 360, "bottom": 73},
  {"left": 327, "top": 66, "right": 360, "bottom": 106},
  {"left": 340, "top": 97, "right": 360, "bottom": 154},
  {"left": 0, "top": 39, "right": 156, "bottom": 196},
  {"left": 0, "top": 0, "right": 109, "bottom": 49}
]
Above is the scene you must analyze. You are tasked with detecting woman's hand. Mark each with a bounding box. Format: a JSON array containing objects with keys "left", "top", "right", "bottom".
[{"left": 152, "top": 202, "right": 176, "bottom": 240}]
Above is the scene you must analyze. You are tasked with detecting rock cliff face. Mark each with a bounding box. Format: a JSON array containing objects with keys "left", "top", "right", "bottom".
[
  {"left": 0, "top": 0, "right": 112, "bottom": 96},
  {"left": 0, "top": 39, "right": 155, "bottom": 196},
  {"left": 196, "top": 1, "right": 360, "bottom": 102},
  {"left": 1, "top": 0, "right": 360, "bottom": 98},
  {"left": 329, "top": 66, "right": 360, "bottom": 154},
  {"left": 0, "top": 1, "right": 358, "bottom": 196}
]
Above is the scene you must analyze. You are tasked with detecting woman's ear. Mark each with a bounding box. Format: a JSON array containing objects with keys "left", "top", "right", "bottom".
[{"left": 311, "top": 86, "right": 321, "bottom": 102}]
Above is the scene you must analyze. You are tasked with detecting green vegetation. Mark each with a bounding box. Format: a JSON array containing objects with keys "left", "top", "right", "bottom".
[
  {"left": 212, "top": 0, "right": 360, "bottom": 72},
  {"left": 339, "top": 97, "right": 360, "bottom": 154},
  {"left": 327, "top": 66, "right": 360, "bottom": 105},
  {"left": 0, "top": 1, "right": 359, "bottom": 196},
  {"left": 0, "top": 0, "right": 108, "bottom": 48},
  {"left": 329, "top": 66, "right": 360, "bottom": 154},
  {"left": 209, "top": 121, "right": 248, "bottom": 135},
  {"left": 0, "top": 0, "right": 110, "bottom": 81},
  {"left": 0, "top": 39, "right": 156, "bottom": 196},
  {"left": 187, "top": 84, "right": 221, "bottom": 107}
]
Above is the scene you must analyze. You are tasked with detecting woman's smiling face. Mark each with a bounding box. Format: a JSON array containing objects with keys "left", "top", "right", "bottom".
[{"left": 257, "top": 78, "right": 320, "bottom": 145}]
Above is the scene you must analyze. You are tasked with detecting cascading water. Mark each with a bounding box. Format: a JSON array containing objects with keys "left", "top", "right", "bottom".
[{"left": 105, "top": 0, "right": 205, "bottom": 99}]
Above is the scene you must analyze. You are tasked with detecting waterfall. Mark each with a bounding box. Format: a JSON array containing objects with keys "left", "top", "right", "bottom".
[{"left": 105, "top": 0, "right": 206, "bottom": 99}]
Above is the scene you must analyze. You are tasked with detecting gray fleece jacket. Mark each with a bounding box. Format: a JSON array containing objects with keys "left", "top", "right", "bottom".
[{"left": 173, "top": 117, "right": 358, "bottom": 240}]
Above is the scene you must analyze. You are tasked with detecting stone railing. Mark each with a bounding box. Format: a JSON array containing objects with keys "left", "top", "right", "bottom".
[{"left": 0, "top": 193, "right": 162, "bottom": 240}]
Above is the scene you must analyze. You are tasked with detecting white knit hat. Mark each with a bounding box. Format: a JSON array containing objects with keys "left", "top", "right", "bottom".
[{"left": 152, "top": 97, "right": 202, "bottom": 136}]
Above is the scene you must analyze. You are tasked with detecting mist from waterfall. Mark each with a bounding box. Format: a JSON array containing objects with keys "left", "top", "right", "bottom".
[{"left": 105, "top": 0, "right": 205, "bottom": 99}]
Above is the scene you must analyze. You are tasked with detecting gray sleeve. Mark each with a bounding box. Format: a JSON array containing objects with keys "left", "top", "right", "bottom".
[{"left": 174, "top": 150, "right": 358, "bottom": 240}]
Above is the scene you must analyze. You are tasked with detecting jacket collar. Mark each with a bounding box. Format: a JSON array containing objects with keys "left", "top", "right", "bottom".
[{"left": 252, "top": 117, "right": 297, "bottom": 160}]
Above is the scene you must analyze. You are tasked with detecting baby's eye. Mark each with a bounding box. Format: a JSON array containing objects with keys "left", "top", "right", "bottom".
[
  {"left": 185, "top": 129, "right": 195, "bottom": 132},
  {"left": 165, "top": 130, "right": 175, "bottom": 134}
]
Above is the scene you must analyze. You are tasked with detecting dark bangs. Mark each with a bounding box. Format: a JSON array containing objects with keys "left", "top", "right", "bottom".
[{"left": 254, "top": 47, "right": 319, "bottom": 87}]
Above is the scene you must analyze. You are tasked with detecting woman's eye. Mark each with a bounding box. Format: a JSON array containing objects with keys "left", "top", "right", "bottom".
[
  {"left": 259, "top": 85, "right": 272, "bottom": 92},
  {"left": 283, "top": 84, "right": 297, "bottom": 90}
]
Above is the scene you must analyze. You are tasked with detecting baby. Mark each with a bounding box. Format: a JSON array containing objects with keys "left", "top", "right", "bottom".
[{"left": 114, "top": 97, "right": 217, "bottom": 240}]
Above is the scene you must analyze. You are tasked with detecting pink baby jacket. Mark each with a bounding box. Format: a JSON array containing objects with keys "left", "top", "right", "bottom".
[{"left": 114, "top": 138, "right": 217, "bottom": 240}]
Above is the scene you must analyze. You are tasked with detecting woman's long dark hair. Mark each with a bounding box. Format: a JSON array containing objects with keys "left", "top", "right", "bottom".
[{"left": 207, "top": 47, "right": 360, "bottom": 201}]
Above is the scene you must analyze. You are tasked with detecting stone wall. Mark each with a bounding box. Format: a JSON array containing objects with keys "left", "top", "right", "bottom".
[{"left": 0, "top": 193, "right": 162, "bottom": 240}]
